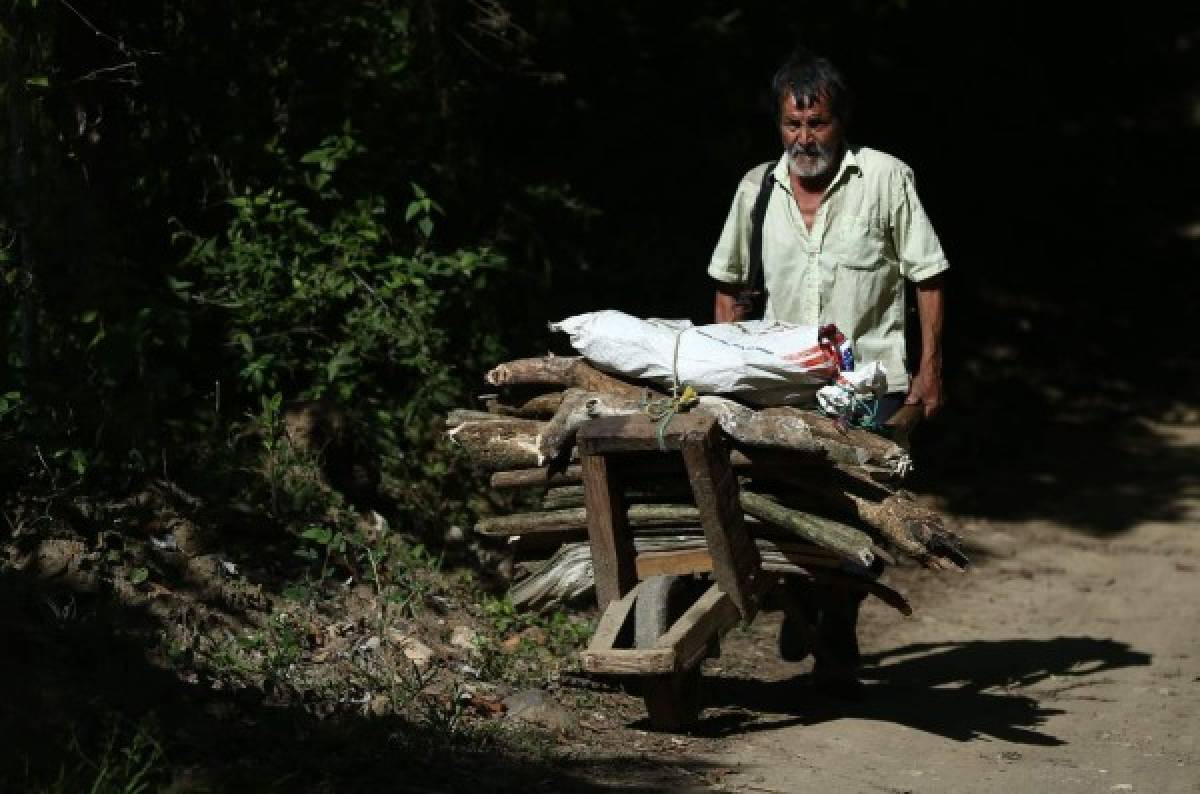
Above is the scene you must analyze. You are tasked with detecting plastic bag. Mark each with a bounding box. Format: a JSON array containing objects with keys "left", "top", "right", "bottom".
[
  {"left": 548, "top": 310, "right": 859, "bottom": 405},
  {"left": 816, "top": 362, "right": 888, "bottom": 425}
]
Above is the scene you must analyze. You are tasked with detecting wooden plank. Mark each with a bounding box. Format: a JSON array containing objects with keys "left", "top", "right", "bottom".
[
  {"left": 587, "top": 583, "right": 641, "bottom": 653},
  {"left": 681, "top": 423, "right": 761, "bottom": 621},
  {"left": 577, "top": 413, "right": 716, "bottom": 455},
  {"left": 581, "top": 647, "right": 675, "bottom": 675},
  {"left": 636, "top": 549, "right": 714, "bottom": 579},
  {"left": 634, "top": 549, "right": 843, "bottom": 579},
  {"left": 652, "top": 583, "right": 741, "bottom": 674},
  {"left": 581, "top": 453, "right": 637, "bottom": 610}
]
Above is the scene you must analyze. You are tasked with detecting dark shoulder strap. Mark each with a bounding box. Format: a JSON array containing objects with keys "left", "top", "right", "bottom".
[{"left": 746, "top": 161, "right": 776, "bottom": 307}]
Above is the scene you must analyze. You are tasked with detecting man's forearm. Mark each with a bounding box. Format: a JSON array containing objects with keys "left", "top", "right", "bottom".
[
  {"left": 914, "top": 275, "right": 944, "bottom": 376},
  {"left": 906, "top": 274, "right": 945, "bottom": 417}
]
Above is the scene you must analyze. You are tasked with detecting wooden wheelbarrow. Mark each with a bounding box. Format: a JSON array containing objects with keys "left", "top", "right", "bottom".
[{"left": 576, "top": 412, "right": 765, "bottom": 730}]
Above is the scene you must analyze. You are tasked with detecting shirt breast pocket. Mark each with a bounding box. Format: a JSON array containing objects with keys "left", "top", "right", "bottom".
[
  {"left": 831, "top": 216, "right": 887, "bottom": 270},
  {"left": 827, "top": 216, "right": 894, "bottom": 335}
]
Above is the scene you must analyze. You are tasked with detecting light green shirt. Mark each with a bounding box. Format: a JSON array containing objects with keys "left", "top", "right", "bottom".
[{"left": 708, "top": 146, "right": 949, "bottom": 393}]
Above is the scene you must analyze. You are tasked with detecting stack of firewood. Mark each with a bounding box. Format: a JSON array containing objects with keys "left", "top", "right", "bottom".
[{"left": 446, "top": 354, "right": 968, "bottom": 614}]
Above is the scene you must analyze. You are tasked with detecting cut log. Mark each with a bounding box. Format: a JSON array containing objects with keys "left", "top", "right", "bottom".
[
  {"left": 536, "top": 388, "right": 601, "bottom": 464},
  {"left": 696, "top": 396, "right": 856, "bottom": 463},
  {"left": 491, "top": 464, "right": 584, "bottom": 489},
  {"left": 447, "top": 419, "right": 547, "bottom": 470},
  {"left": 446, "top": 409, "right": 507, "bottom": 427},
  {"left": 570, "top": 360, "right": 654, "bottom": 400},
  {"left": 742, "top": 468, "right": 966, "bottom": 572},
  {"left": 762, "top": 406, "right": 910, "bottom": 475},
  {"left": 475, "top": 504, "right": 703, "bottom": 537},
  {"left": 738, "top": 490, "right": 875, "bottom": 568},
  {"left": 541, "top": 483, "right": 696, "bottom": 511},
  {"left": 510, "top": 539, "right": 904, "bottom": 614},
  {"left": 485, "top": 356, "right": 580, "bottom": 387},
  {"left": 485, "top": 390, "right": 566, "bottom": 418},
  {"left": 534, "top": 391, "right": 844, "bottom": 467},
  {"left": 488, "top": 448, "right": 824, "bottom": 489},
  {"left": 842, "top": 491, "right": 967, "bottom": 572},
  {"left": 485, "top": 356, "right": 653, "bottom": 400}
]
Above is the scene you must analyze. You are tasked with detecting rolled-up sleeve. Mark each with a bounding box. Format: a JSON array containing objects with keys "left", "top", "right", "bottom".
[
  {"left": 707, "top": 176, "right": 757, "bottom": 284},
  {"left": 891, "top": 168, "right": 950, "bottom": 283}
]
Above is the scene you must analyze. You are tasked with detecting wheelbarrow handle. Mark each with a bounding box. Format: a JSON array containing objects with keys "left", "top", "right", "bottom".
[{"left": 884, "top": 403, "right": 923, "bottom": 450}]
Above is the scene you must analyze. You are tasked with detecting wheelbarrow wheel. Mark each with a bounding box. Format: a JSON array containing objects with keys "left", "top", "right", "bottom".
[{"left": 635, "top": 575, "right": 706, "bottom": 731}]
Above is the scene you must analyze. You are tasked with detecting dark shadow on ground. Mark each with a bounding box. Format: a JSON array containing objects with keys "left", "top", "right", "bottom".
[
  {"left": 694, "top": 636, "right": 1151, "bottom": 745},
  {"left": 908, "top": 311, "right": 1200, "bottom": 537},
  {"left": 0, "top": 569, "right": 715, "bottom": 793}
]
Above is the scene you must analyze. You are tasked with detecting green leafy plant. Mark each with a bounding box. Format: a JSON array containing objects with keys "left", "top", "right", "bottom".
[{"left": 180, "top": 130, "right": 504, "bottom": 430}]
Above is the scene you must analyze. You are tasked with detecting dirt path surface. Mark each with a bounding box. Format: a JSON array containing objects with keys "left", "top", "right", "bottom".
[{"left": 669, "top": 421, "right": 1200, "bottom": 793}]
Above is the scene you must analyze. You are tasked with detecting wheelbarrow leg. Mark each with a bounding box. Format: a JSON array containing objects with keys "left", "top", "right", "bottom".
[
  {"left": 641, "top": 670, "right": 703, "bottom": 731},
  {"left": 635, "top": 575, "right": 705, "bottom": 730}
]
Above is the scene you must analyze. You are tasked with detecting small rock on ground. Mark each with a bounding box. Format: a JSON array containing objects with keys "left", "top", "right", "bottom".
[{"left": 503, "top": 689, "right": 578, "bottom": 734}]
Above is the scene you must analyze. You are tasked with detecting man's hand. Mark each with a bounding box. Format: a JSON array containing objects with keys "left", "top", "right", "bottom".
[
  {"left": 906, "top": 367, "right": 944, "bottom": 418},
  {"left": 905, "top": 274, "right": 945, "bottom": 419},
  {"left": 714, "top": 282, "right": 743, "bottom": 323}
]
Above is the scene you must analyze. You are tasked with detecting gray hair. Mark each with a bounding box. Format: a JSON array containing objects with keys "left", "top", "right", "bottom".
[{"left": 771, "top": 48, "right": 853, "bottom": 125}]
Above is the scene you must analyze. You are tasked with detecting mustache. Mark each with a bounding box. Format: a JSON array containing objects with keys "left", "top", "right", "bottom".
[{"left": 789, "top": 141, "right": 829, "bottom": 158}]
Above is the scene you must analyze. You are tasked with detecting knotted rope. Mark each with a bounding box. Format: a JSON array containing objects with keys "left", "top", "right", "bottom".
[{"left": 639, "top": 328, "right": 699, "bottom": 450}]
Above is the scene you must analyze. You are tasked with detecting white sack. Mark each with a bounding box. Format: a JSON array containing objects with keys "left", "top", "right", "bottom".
[{"left": 548, "top": 310, "right": 854, "bottom": 405}]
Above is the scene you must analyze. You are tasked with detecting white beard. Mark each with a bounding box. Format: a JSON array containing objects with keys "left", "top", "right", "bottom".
[{"left": 787, "top": 141, "right": 837, "bottom": 178}]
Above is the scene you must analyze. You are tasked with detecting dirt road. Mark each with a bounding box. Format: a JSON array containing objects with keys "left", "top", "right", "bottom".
[{"left": 685, "top": 420, "right": 1200, "bottom": 793}]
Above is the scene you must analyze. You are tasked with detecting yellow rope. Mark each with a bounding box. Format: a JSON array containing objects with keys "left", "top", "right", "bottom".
[{"left": 638, "top": 328, "right": 699, "bottom": 449}]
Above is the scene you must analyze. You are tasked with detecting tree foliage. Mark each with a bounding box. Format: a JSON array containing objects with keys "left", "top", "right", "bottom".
[{"left": 0, "top": 0, "right": 1193, "bottom": 525}]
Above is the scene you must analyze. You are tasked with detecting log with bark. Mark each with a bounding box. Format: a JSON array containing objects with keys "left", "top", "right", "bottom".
[
  {"left": 453, "top": 393, "right": 894, "bottom": 475},
  {"left": 825, "top": 490, "right": 966, "bottom": 572},
  {"left": 446, "top": 418, "right": 548, "bottom": 470},
  {"left": 540, "top": 483, "right": 697, "bottom": 511},
  {"left": 484, "top": 390, "right": 566, "bottom": 418},
  {"left": 533, "top": 389, "right": 854, "bottom": 466},
  {"left": 484, "top": 356, "right": 579, "bottom": 387},
  {"left": 476, "top": 488, "right": 887, "bottom": 572},
  {"left": 485, "top": 356, "right": 655, "bottom": 401},
  {"left": 445, "top": 409, "right": 505, "bottom": 427},
  {"left": 448, "top": 366, "right": 963, "bottom": 571},
  {"left": 480, "top": 358, "right": 911, "bottom": 473},
  {"left": 509, "top": 538, "right": 907, "bottom": 614},
  {"left": 761, "top": 406, "right": 911, "bottom": 477},
  {"left": 737, "top": 490, "right": 877, "bottom": 568},
  {"left": 741, "top": 467, "right": 967, "bottom": 572},
  {"left": 475, "top": 504, "right": 704, "bottom": 537},
  {"left": 480, "top": 460, "right": 957, "bottom": 570},
  {"left": 486, "top": 446, "right": 829, "bottom": 489}
]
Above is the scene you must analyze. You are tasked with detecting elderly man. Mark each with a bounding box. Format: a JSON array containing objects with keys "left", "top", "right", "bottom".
[{"left": 707, "top": 48, "right": 949, "bottom": 691}]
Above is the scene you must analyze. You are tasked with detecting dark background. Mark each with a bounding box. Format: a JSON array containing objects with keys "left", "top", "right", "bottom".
[
  {"left": 3, "top": 1, "right": 1197, "bottom": 525},
  {"left": 1, "top": 3, "right": 1196, "bottom": 788},
  {"left": 483, "top": 2, "right": 1198, "bottom": 530}
]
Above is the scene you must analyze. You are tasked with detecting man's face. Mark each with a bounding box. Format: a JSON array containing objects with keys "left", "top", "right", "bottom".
[{"left": 779, "top": 92, "right": 843, "bottom": 179}]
